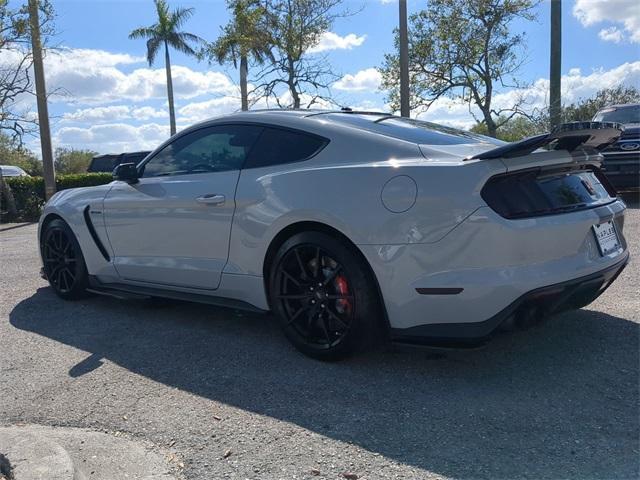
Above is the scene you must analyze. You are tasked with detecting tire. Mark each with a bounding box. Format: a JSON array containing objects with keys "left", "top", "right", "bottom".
[
  {"left": 269, "top": 231, "right": 382, "bottom": 360},
  {"left": 41, "top": 218, "right": 90, "bottom": 300}
]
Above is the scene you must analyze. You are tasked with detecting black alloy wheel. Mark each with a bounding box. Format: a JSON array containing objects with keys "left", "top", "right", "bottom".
[
  {"left": 42, "top": 219, "right": 89, "bottom": 300},
  {"left": 270, "top": 231, "right": 381, "bottom": 360}
]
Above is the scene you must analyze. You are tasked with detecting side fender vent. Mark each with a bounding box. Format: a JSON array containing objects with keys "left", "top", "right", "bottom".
[{"left": 83, "top": 205, "right": 111, "bottom": 262}]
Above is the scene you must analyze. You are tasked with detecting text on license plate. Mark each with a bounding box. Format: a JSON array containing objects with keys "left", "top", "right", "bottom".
[{"left": 592, "top": 220, "right": 621, "bottom": 256}]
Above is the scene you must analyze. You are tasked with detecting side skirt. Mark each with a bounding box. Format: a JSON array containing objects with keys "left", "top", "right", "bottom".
[{"left": 87, "top": 276, "right": 267, "bottom": 314}]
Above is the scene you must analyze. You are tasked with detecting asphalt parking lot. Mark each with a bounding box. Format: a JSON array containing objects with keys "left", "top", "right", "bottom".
[{"left": 1, "top": 199, "right": 639, "bottom": 480}]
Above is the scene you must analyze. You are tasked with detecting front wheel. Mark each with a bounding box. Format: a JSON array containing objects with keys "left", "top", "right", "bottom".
[
  {"left": 41, "top": 218, "right": 90, "bottom": 300},
  {"left": 269, "top": 231, "right": 382, "bottom": 360}
]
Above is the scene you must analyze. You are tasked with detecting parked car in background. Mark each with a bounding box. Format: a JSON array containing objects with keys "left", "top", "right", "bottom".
[
  {"left": 592, "top": 104, "right": 640, "bottom": 191},
  {"left": 87, "top": 151, "right": 151, "bottom": 173},
  {"left": 0, "top": 165, "right": 30, "bottom": 177}
]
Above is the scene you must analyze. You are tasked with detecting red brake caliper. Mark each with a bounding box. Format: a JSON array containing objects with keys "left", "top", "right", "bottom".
[{"left": 334, "top": 275, "right": 352, "bottom": 315}]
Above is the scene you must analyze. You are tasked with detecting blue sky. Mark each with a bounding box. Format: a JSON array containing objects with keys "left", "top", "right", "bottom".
[
  {"left": 6, "top": 0, "right": 640, "bottom": 153},
  {"left": 54, "top": 0, "right": 638, "bottom": 82}
]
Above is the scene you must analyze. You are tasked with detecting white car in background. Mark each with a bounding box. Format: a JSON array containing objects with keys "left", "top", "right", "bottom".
[
  {"left": 0, "top": 165, "right": 29, "bottom": 177},
  {"left": 38, "top": 111, "right": 629, "bottom": 359}
]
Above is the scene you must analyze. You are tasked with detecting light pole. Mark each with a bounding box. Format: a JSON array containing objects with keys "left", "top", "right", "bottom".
[
  {"left": 28, "top": 0, "right": 56, "bottom": 200},
  {"left": 399, "top": 0, "right": 410, "bottom": 118},
  {"left": 550, "top": 0, "right": 562, "bottom": 130}
]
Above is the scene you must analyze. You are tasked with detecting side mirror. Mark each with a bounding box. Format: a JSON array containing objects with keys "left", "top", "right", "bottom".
[{"left": 113, "top": 163, "right": 139, "bottom": 183}]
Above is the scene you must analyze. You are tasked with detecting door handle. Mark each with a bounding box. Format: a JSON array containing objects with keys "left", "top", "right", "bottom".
[{"left": 196, "top": 194, "right": 225, "bottom": 205}]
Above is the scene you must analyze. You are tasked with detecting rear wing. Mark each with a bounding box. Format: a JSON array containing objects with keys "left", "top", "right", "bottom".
[{"left": 467, "top": 121, "right": 623, "bottom": 161}]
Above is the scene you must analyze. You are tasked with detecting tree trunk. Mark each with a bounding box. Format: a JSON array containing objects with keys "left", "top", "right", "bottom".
[
  {"left": 550, "top": 0, "right": 562, "bottom": 130},
  {"left": 484, "top": 111, "right": 497, "bottom": 137},
  {"left": 28, "top": 0, "right": 56, "bottom": 200},
  {"left": 290, "top": 83, "right": 300, "bottom": 109},
  {"left": 240, "top": 55, "right": 248, "bottom": 111},
  {"left": 165, "top": 41, "right": 177, "bottom": 136},
  {"left": 398, "top": 0, "right": 410, "bottom": 118}
]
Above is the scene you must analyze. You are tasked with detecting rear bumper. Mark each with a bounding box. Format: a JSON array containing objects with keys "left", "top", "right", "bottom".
[
  {"left": 390, "top": 252, "right": 629, "bottom": 345},
  {"left": 360, "top": 199, "right": 628, "bottom": 341}
]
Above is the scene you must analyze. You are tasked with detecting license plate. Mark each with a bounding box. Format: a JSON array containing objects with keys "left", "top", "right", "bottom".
[{"left": 592, "top": 220, "right": 621, "bottom": 256}]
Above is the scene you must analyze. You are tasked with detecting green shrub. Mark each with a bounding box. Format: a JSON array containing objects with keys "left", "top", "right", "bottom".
[{"left": 1, "top": 173, "right": 113, "bottom": 222}]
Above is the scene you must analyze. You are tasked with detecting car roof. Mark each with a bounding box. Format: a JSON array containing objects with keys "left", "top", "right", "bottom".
[
  {"left": 92, "top": 151, "right": 151, "bottom": 158},
  {"left": 190, "top": 109, "right": 391, "bottom": 127},
  {"left": 597, "top": 104, "right": 639, "bottom": 110},
  {"left": 177, "top": 109, "right": 504, "bottom": 150}
]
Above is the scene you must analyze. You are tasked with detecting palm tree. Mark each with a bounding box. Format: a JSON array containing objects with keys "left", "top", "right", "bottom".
[
  {"left": 201, "top": 0, "right": 272, "bottom": 111},
  {"left": 129, "top": 0, "right": 204, "bottom": 135}
]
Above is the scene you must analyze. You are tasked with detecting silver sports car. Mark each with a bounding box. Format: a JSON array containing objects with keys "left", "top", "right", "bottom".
[{"left": 38, "top": 110, "right": 629, "bottom": 359}]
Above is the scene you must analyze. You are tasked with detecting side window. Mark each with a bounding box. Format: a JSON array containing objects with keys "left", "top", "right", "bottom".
[
  {"left": 141, "top": 125, "right": 262, "bottom": 177},
  {"left": 244, "top": 127, "right": 328, "bottom": 169}
]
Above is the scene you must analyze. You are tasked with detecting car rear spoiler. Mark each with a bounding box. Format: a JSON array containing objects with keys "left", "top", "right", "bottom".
[{"left": 467, "top": 121, "right": 623, "bottom": 161}]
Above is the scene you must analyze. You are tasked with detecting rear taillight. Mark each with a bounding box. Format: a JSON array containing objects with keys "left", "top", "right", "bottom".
[{"left": 481, "top": 166, "right": 616, "bottom": 219}]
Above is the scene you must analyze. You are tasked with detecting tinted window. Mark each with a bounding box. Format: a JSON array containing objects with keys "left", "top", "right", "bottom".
[
  {"left": 244, "top": 127, "right": 327, "bottom": 168},
  {"left": 122, "top": 152, "right": 150, "bottom": 165},
  {"left": 88, "top": 156, "right": 118, "bottom": 173},
  {"left": 141, "top": 125, "right": 262, "bottom": 177},
  {"left": 323, "top": 113, "right": 503, "bottom": 146},
  {"left": 593, "top": 105, "right": 640, "bottom": 124}
]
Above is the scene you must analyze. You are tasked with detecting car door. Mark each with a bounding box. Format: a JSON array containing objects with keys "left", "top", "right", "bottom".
[{"left": 102, "top": 124, "right": 262, "bottom": 290}]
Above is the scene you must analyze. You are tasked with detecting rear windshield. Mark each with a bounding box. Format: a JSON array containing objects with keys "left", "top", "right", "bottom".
[
  {"left": 593, "top": 105, "right": 640, "bottom": 124},
  {"left": 322, "top": 113, "right": 503, "bottom": 146}
]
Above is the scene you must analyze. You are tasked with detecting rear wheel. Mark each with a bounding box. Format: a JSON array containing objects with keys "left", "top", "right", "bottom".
[
  {"left": 41, "top": 219, "right": 90, "bottom": 300},
  {"left": 269, "top": 231, "right": 381, "bottom": 360}
]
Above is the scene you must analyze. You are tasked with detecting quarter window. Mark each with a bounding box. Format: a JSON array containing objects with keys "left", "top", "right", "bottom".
[
  {"left": 244, "top": 127, "right": 328, "bottom": 168},
  {"left": 141, "top": 125, "right": 262, "bottom": 177}
]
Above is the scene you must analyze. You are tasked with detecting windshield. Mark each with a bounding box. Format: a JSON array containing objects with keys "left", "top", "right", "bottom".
[
  {"left": 593, "top": 105, "right": 640, "bottom": 124},
  {"left": 0, "top": 166, "right": 24, "bottom": 176}
]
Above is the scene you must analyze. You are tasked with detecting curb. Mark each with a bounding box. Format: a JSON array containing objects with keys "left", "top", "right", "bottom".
[
  {"left": 0, "top": 425, "right": 178, "bottom": 480},
  {"left": 0, "top": 428, "right": 74, "bottom": 480}
]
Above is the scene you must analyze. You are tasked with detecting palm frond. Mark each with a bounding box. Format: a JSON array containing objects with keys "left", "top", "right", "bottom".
[
  {"left": 176, "top": 31, "right": 205, "bottom": 46},
  {"left": 212, "top": 36, "right": 240, "bottom": 66},
  {"left": 171, "top": 7, "right": 195, "bottom": 30},
  {"left": 154, "top": 0, "right": 170, "bottom": 23},
  {"left": 167, "top": 32, "right": 196, "bottom": 56},
  {"left": 128, "top": 26, "right": 158, "bottom": 40},
  {"left": 146, "top": 37, "right": 162, "bottom": 65}
]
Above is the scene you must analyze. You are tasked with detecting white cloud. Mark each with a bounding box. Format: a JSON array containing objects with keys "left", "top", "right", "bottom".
[
  {"left": 131, "top": 106, "right": 168, "bottom": 121},
  {"left": 177, "top": 96, "right": 243, "bottom": 123},
  {"left": 40, "top": 48, "right": 236, "bottom": 105},
  {"left": 573, "top": 0, "right": 640, "bottom": 43},
  {"left": 598, "top": 27, "right": 624, "bottom": 43},
  {"left": 54, "top": 122, "right": 170, "bottom": 153},
  {"left": 45, "top": 48, "right": 144, "bottom": 68},
  {"left": 308, "top": 32, "right": 366, "bottom": 53},
  {"left": 333, "top": 68, "right": 382, "bottom": 91},
  {"left": 62, "top": 105, "right": 168, "bottom": 123}
]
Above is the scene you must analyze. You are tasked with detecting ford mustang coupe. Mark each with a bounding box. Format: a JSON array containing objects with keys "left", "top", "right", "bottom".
[{"left": 39, "top": 111, "right": 629, "bottom": 359}]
